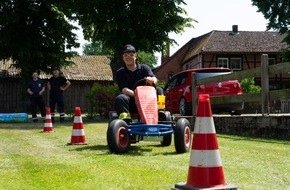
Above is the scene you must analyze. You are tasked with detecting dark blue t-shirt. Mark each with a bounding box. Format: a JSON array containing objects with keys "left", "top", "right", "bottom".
[
  {"left": 28, "top": 79, "right": 45, "bottom": 97},
  {"left": 116, "top": 64, "right": 155, "bottom": 91},
  {"left": 49, "top": 76, "right": 67, "bottom": 94}
]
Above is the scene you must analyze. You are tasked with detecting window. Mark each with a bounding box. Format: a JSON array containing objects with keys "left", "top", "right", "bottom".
[
  {"left": 164, "top": 76, "right": 178, "bottom": 91},
  {"left": 230, "top": 58, "right": 242, "bottom": 70},
  {"left": 164, "top": 72, "right": 188, "bottom": 91},
  {"left": 176, "top": 72, "right": 188, "bottom": 86},
  {"left": 217, "top": 58, "right": 229, "bottom": 68},
  {"left": 268, "top": 58, "right": 275, "bottom": 65}
]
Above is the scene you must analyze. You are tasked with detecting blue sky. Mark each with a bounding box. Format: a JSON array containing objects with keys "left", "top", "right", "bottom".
[{"left": 72, "top": 0, "right": 269, "bottom": 64}]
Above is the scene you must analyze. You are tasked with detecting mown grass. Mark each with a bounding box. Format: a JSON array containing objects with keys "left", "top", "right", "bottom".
[{"left": 0, "top": 121, "right": 289, "bottom": 190}]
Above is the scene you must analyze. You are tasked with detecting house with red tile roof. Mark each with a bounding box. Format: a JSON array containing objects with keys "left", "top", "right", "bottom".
[{"left": 155, "top": 25, "right": 289, "bottom": 89}]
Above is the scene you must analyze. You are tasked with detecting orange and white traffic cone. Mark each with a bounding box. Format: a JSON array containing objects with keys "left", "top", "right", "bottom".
[
  {"left": 43, "top": 107, "right": 54, "bottom": 133},
  {"left": 173, "top": 94, "right": 237, "bottom": 190},
  {"left": 67, "top": 107, "right": 87, "bottom": 145}
]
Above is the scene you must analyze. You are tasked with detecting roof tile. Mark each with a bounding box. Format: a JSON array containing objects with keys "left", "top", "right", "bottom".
[
  {"left": 203, "top": 30, "right": 287, "bottom": 52},
  {"left": 0, "top": 55, "right": 113, "bottom": 81}
]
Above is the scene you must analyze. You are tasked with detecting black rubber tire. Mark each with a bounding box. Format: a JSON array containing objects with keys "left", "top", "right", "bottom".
[
  {"left": 230, "top": 110, "right": 243, "bottom": 115},
  {"left": 158, "top": 110, "right": 172, "bottom": 122},
  {"left": 109, "top": 111, "right": 118, "bottom": 123},
  {"left": 159, "top": 111, "right": 172, "bottom": 146},
  {"left": 174, "top": 118, "right": 191, "bottom": 154},
  {"left": 179, "top": 97, "right": 192, "bottom": 116},
  {"left": 107, "top": 119, "right": 130, "bottom": 154},
  {"left": 161, "top": 135, "right": 172, "bottom": 146}
]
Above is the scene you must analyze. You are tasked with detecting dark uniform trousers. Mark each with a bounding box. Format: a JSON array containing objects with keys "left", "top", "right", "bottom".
[
  {"left": 30, "top": 96, "right": 46, "bottom": 122},
  {"left": 49, "top": 92, "right": 65, "bottom": 122}
]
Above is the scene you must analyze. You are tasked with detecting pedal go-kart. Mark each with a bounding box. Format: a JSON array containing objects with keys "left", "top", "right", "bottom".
[{"left": 107, "top": 79, "right": 192, "bottom": 154}]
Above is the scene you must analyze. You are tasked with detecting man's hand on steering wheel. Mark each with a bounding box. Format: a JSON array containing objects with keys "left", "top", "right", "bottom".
[
  {"left": 145, "top": 76, "right": 156, "bottom": 86},
  {"left": 132, "top": 77, "right": 157, "bottom": 90}
]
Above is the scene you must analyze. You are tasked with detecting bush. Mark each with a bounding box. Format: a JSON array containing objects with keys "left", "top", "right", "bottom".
[
  {"left": 239, "top": 78, "right": 262, "bottom": 113},
  {"left": 240, "top": 77, "right": 261, "bottom": 93},
  {"left": 156, "top": 81, "right": 166, "bottom": 89},
  {"left": 86, "top": 83, "right": 119, "bottom": 118}
]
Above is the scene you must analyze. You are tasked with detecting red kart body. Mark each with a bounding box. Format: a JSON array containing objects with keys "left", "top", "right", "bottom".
[{"left": 135, "top": 86, "right": 158, "bottom": 124}]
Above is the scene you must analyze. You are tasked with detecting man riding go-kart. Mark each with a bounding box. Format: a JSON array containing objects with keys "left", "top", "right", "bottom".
[{"left": 107, "top": 44, "right": 191, "bottom": 154}]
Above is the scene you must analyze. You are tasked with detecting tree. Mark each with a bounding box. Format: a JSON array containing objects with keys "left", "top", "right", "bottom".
[
  {"left": 252, "top": 0, "right": 290, "bottom": 61},
  {"left": 83, "top": 41, "right": 158, "bottom": 69},
  {"left": 83, "top": 41, "right": 113, "bottom": 56},
  {"left": 71, "top": 0, "right": 194, "bottom": 72},
  {"left": 137, "top": 51, "right": 158, "bottom": 69},
  {"left": 1, "top": 0, "right": 194, "bottom": 79},
  {"left": 0, "top": 0, "right": 79, "bottom": 81}
]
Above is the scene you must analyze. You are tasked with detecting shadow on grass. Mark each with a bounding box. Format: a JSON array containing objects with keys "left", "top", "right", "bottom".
[
  {"left": 145, "top": 144, "right": 182, "bottom": 156},
  {"left": 71, "top": 144, "right": 151, "bottom": 156},
  {"left": 0, "top": 121, "right": 77, "bottom": 130},
  {"left": 0, "top": 123, "right": 44, "bottom": 130},
  {"left": 218, "top": 133, "right": 290, "bottom": 145},
  {"left": 69, "top": 144, "right": 110, "bottom": 154},
  {"left": 70, "top": 143, "right": 177, "bottom": 156},
  {"left": 127, "top": 145, "right": 177, "bottom": 156}
]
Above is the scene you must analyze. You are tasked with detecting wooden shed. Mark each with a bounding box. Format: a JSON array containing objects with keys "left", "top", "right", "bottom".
[{"left": 0, "top": 55, "right": 114, "bottom": 113}]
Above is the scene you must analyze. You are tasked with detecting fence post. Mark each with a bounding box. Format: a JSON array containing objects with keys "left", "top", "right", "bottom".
[
  {"left": 261, "top": 54, "right": 269, "bottom": 115},
  {"left": 192, "top": 72, "right": 197, "bottom": 116}
]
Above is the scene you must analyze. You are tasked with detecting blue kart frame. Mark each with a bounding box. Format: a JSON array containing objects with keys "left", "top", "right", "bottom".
[{"left": 107, "top": 110, "right": 191, "bottom": 154}]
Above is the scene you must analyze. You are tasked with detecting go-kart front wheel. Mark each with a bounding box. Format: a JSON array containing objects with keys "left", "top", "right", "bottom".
[
  {"left": 174, "top": 118, "right": 191, "bottom": 154},
  {"left": 107, "top": 119, "right": 130, "bottom": 154}
]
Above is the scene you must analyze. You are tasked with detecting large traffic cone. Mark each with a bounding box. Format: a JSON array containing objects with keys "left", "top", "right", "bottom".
[
  {"left": 43, "top": 107, "right": 54, "bottom": 133},
  {"left": 173, "top": 94, "right": 237, "bottom": 190},
  {"left": 67, "top": 107, "right": 87, "bottom": 145}
]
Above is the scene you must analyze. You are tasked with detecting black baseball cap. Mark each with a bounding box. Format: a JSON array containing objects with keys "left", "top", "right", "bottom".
[
  {"left": 52, "top": 67, "right": 60, "bottom": 71},
  {"left": 122, "top": 44, "right": 136, "bottom": 54}
]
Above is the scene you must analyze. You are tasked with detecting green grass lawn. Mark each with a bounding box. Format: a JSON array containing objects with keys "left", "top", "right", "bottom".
[{"left": 0, "top": 120, "right": 289, "bottom": 190}]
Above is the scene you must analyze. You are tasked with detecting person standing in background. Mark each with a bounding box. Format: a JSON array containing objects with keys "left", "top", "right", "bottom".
[
  {"left": 47, "top": 67, "right": 71, "bottom": 123},
  {"left": 27, "top": 71, "right": 46, "bottom": 123}
]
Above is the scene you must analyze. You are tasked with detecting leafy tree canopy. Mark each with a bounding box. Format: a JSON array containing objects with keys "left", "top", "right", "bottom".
[
  {"left": 0, "top": 0, "right": 194, "bottom": 80},
  {"left": 71, "top": 0, "right": 194, "bottom": 69},
  {"left": 83, "top": 41, "right": 113, "bottom": 56},
  {"left": 83, "top": 41, "right": 158, "bottom": 69},
  {"left": 252, "top": 0, "right": 290, "bottom": 61},
  {"left": 0, "top": 0, "right": 79, "bottom": 80},
  {"left": 137, "top": 51, "right": 158, "bottom": 69}
]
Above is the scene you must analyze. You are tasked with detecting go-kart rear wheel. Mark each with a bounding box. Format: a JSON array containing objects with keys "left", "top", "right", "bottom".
[
  {"left": 107, "top": 119, "right": 130, "bottom": 154},
  {"left": 161, "top": 135, "right": 172, "bottom": 146},
  {"left": 174, "top": 118, "right": 191, "bottom": 154},
  {"left": 109, "top": 111, "right": 118, "bottom": 123},
  {"left": 159, "top": 110, "right": 172, "bottom": 146}
]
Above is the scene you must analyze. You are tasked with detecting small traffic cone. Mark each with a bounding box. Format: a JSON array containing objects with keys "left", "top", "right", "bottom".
[
  {"left": 67, "top": 107, "right": 87, "bottom": 145},
  {"left": 43, "top": 107, "right": 54, "bottom": 133},
  {"left": 173, "top": 94, "right": 237, "bottom": 190}
]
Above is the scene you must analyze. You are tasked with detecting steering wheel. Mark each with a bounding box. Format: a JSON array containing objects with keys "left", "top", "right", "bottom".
[{"left": 133, "top": 78, "right": 156, "bottom": 90}]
